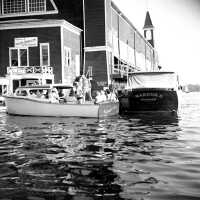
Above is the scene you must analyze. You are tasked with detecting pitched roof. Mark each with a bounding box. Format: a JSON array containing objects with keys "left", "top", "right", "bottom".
[{"left": 143, "top": 11, "right": 154, "bottom": 29}]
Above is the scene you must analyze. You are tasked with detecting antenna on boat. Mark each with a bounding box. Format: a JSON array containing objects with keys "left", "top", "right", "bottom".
[{"left": 145, "top": 0, "right": 149, "bottom": 11}]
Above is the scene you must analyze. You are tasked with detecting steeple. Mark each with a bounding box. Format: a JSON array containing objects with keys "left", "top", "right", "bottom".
[
  {"left": 143, "top": 11, "right": 154, "bottom": 29},
  {"left": 143, "top": 11, "right": 155, "bottom": 47}
]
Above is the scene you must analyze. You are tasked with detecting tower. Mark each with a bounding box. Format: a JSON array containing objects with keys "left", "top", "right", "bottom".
[{"left": 143, "top": 11, "right": 155, "bottom": 47}]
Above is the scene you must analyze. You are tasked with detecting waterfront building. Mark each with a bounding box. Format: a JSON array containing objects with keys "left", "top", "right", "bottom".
[
  {"left": 0, "top": 0, "right": 158, "bottom": 93},
  {"left": 84, "top": 1, "right": 159, "bottom": 89},
  {"left": 0, "top": 0, "right": 82, "bottom": 93}
]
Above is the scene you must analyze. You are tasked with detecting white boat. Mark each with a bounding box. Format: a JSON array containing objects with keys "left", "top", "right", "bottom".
[{"left": 4, "top": 85, "right": 119, "bottom": 118}]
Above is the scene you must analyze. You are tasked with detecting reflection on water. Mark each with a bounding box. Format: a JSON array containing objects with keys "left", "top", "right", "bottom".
[{"left": 0, "top": 93, "right": 200, "bottom": 200}]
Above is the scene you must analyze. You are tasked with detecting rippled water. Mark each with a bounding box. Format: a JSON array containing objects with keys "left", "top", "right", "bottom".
[{"left": 0, "top": 92, "right": 200, "bottom": 200}]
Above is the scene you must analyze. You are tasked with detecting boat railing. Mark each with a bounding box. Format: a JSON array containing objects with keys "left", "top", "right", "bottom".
[{"left": 7, "top": 66, "right": 53, "bottom": 75}]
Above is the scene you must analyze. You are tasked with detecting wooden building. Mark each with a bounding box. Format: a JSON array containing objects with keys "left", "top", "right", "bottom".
[
  {"left": 0, "top": 0, "right": 82, "bottom": 92},
  {"left": 0, "top": 0, "right": 158, "bottom": 92},
  {"left": 84, "top": 0, "right": 159, "bottom": 89}
]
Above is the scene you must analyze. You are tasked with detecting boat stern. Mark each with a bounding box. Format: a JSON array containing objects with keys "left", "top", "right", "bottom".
[{"left": 98, "top": 101, "right": 119, "bottom": 118}]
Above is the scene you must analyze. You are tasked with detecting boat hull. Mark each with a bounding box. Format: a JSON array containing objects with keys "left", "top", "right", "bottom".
[
  {"left": 4, "top": 96, "right": 119, "bottom": 118},
  {"left": 119, "top": 88, "right": 178, "bottom": 113}
]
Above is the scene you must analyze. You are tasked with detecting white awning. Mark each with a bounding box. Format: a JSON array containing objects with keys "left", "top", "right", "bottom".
[{"left": 127, "top": 72, "right": 178, "bottom": 89}]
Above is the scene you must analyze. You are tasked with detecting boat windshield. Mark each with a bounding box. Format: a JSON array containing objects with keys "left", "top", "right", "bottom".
[
  {"left": 15, "top": 89, "right": 28, "bottom": 96},
  {"left": 15, "top": 87, "right": 50, "bottom": 97},
  {"left": 127, "top": 72, "right": 179, "bottom": 89}
]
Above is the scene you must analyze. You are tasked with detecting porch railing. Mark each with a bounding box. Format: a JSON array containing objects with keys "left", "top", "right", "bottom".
[
  {"left": 7, "top": 66, "right": 53, "bottom": 75},
  {"left": 112, "top": 64, "right": 139, "bottom": 76}
]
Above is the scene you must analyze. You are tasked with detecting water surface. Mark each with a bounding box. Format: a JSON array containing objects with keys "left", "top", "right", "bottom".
[{"left": 0, "top": 92, "right": 200, "bottom": 200}]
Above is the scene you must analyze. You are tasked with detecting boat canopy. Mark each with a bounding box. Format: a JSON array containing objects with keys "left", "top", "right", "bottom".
[{"left": 127, "top": 72, "right": 179, "bottom": 89}]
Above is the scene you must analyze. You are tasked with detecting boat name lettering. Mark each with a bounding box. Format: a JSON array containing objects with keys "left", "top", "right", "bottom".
[{"left": 135, "top": 93, "right": 163, "bottom": 98}]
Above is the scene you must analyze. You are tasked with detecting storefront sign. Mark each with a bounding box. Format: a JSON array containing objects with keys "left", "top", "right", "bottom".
[{"left": 15, "top": 37, "right": 38, "bottom": 48}]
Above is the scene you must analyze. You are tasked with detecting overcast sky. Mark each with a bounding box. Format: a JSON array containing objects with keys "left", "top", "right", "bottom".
[{"left": 113, "top": 0, "right": 200, "bottom": 85}]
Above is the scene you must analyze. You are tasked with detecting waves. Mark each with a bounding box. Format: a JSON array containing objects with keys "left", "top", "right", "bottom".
[{"left": 0, "top": 93, "right": 200, "bottom": 199}]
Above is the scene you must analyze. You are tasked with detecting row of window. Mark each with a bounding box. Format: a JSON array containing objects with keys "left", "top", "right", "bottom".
[
  {"left": 9, "top": 43, "right": 72, "bottom": 68},
  {"left": 1, "top": 0, "right": 46, "bottom": 15},
  {"left": 10, "top": 43, "right": 49, "bottom": 67}
]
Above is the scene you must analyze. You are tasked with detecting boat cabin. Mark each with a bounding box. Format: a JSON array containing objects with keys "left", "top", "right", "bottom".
[
  {"left": 14, "top": 84, "right": 76, "bottom": 104},
  {"left": 14, "top": 85, "right": 51, "bottom": 97}
]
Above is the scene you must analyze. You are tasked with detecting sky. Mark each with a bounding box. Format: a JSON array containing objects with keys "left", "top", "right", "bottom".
[{"left": 113, "top": 0, "right": 200, "bottom": 85}]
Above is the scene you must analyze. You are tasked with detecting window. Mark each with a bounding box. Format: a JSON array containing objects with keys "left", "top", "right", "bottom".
[
  {"left": 1, "top": 85, "right": 7, "bottom": 95},
  {"left": 0, "top": 1, "right": 2, "bottom": 15},
  {"left": 16, "top": 89, "right": 28, "bottom": 96},
  {"left": 64, "top": 46, "right": 71, "bottom": 68},
  {"left": 29, "top": 0, "right": 46, "bottom": 12},
  {"left": 20, "top": 49, "right": 28, "bottom": 66},
  {"left": 146, "top": 30, "right": 152, "bottom": 40},
  {"left": 3, "top": 0, "right": 26, "bottom": 14},
  {"left": 10, "top": 49, "right": 18, "bottom": 66},
  {"left": 40, "top": 43, "right": 50, "bottom": 66},
  {"left": 9, "top": 48, "right": 28, "bottom": 67},
  {"left": 1, "top": 0, "right": 46, "bottom": 15}
]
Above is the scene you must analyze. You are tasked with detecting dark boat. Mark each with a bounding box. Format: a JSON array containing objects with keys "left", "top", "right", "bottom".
[{"left": 119, "top": 71, "right": 180, "bottom": 113}]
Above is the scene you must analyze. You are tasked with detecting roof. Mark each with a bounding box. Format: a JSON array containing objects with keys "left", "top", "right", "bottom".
[
  {"left": 0, "top": 19, "right": 82, "bottom": 35},
  {"left": 18, "top": 84, "right": 73, "bottom": 90},
  {"left": 53, "top": 84, "right": 73, "bottom": 89},
  {"left": 129, "top": 71, "right": 176, "bottom": 76},
  {"left": 143, "top": 11, "right": 154, "bottom": 29},
  {"left": 18, "top": 85, "right": 52, "bottom": 90}
]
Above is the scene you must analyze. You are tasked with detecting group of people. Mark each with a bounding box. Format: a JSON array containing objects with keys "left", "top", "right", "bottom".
[
  {"left": 72, "top": 75, "right": 118, "bottom": 104},
  {"left": 43, "top": 75, "right": 93, "bottom": 104},
  {"left": 94, "top": 88, "right": 117, "bottom": 104},
  {"left": 72, "top": 75, "right": 92, "bottom": 104},
  {"left": 28, "top": 75, "right": 118, "bottom": 104},
  {"left": 29, "top": 88, "right": 59, "bottom": 103}
]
